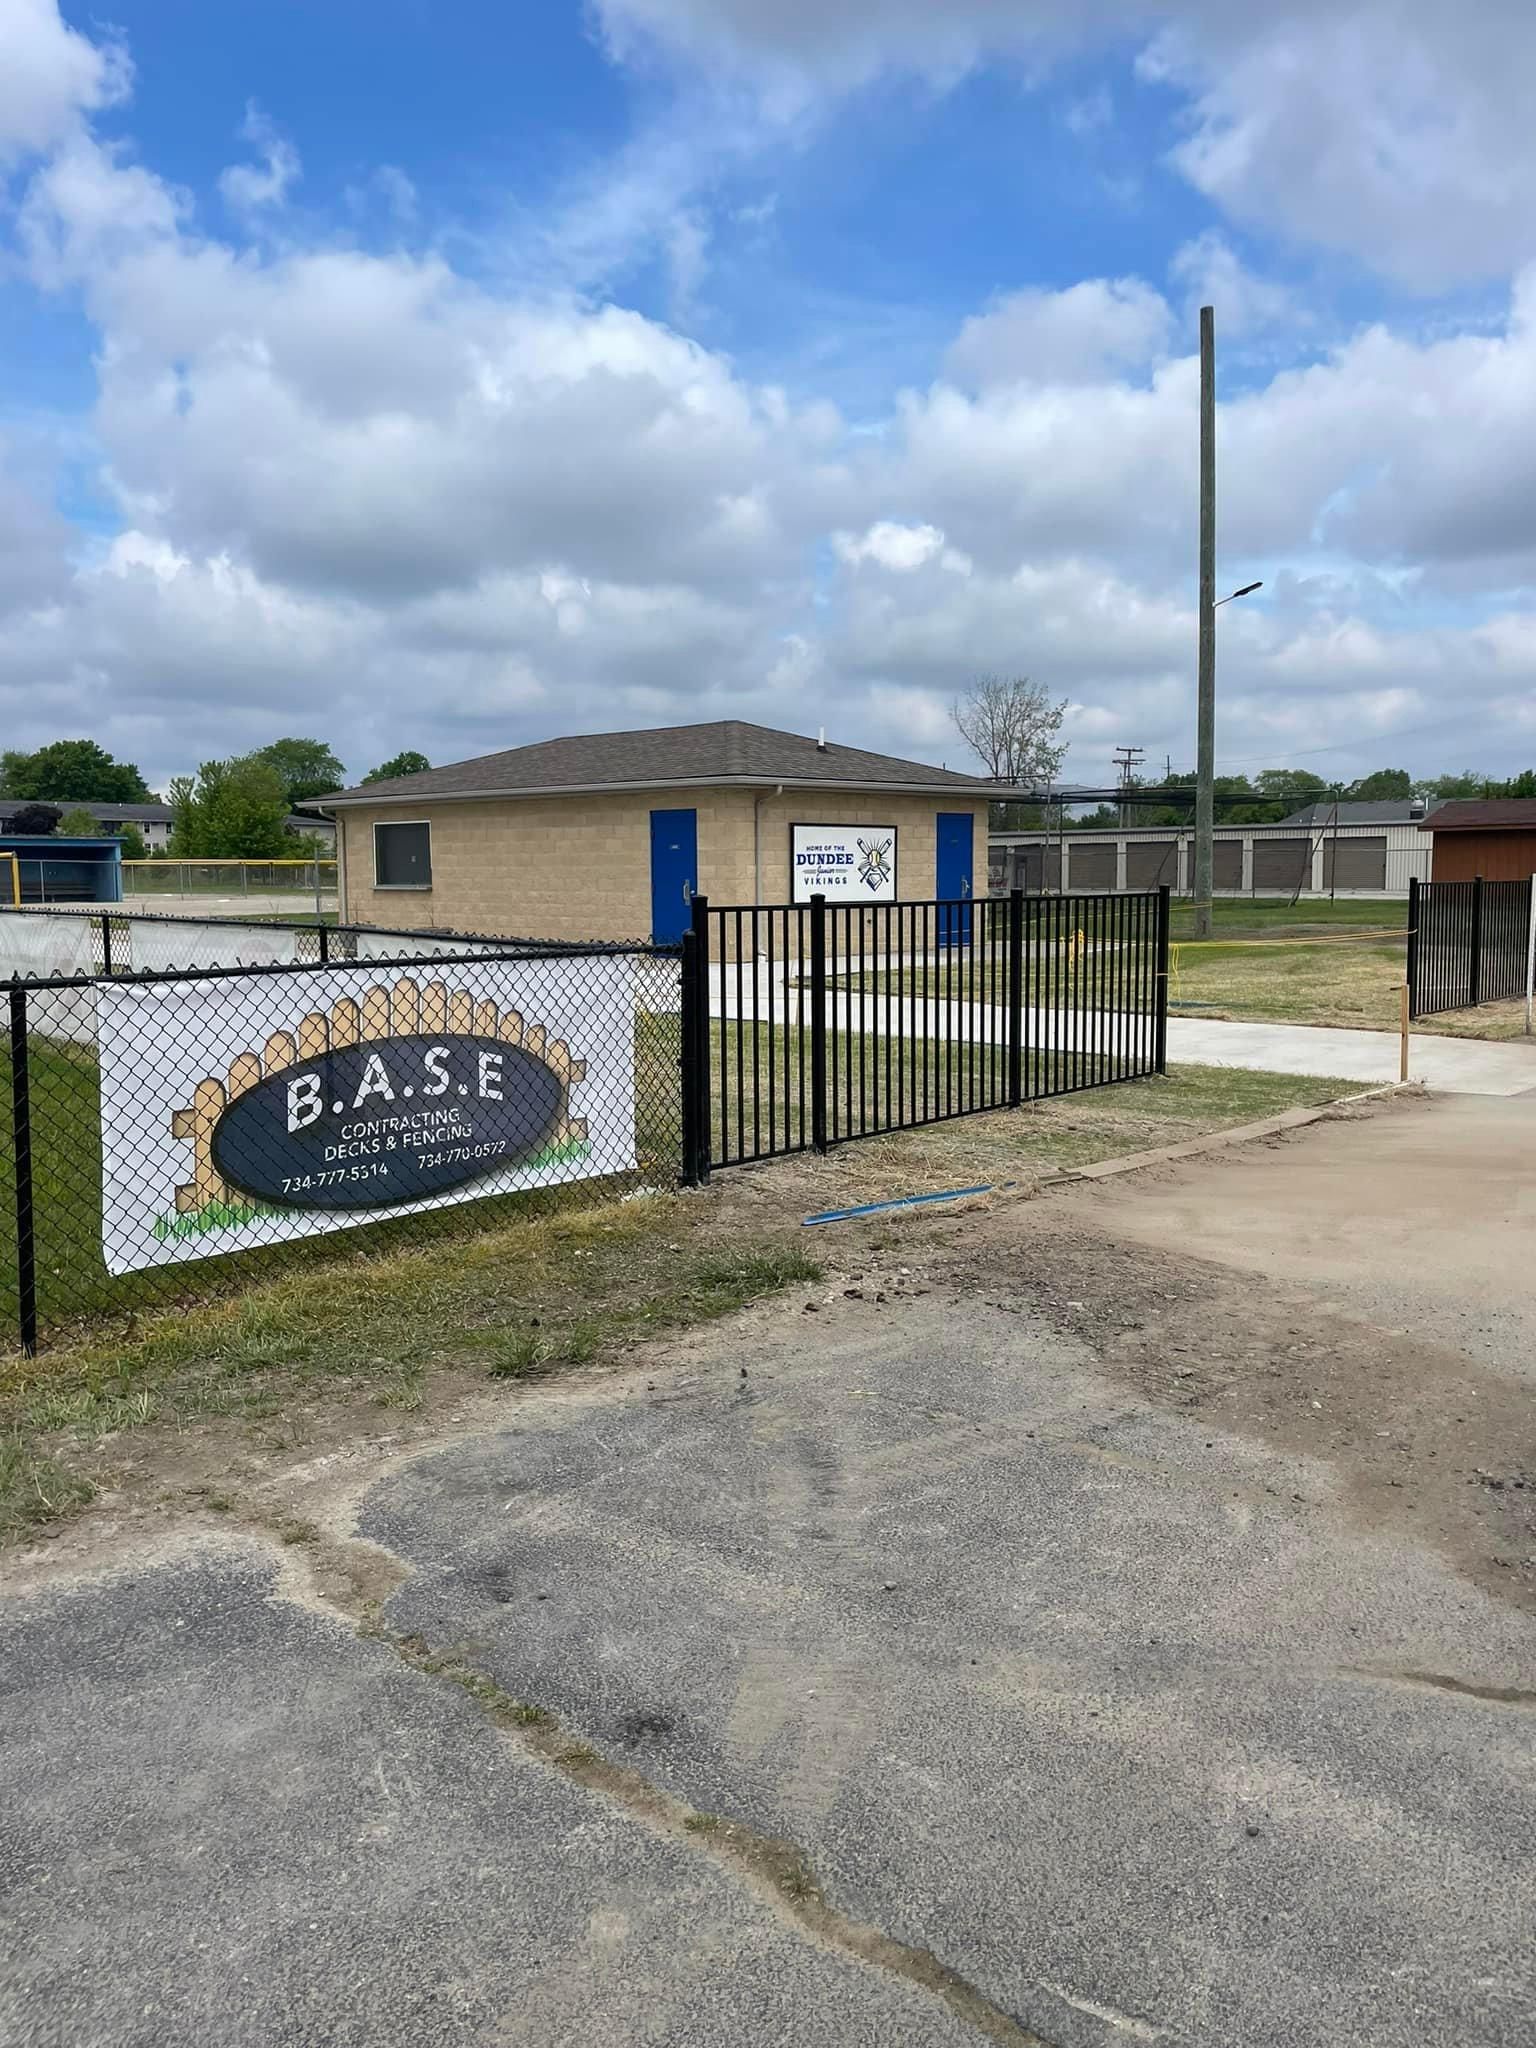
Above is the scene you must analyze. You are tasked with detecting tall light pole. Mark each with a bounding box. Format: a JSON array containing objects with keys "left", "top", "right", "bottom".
[
  {"left": 1192, "top": 303, "right": 1262, "bottom": 939},
  {"left": 1194, "top": 306, "right": 1218, "bottom": 940}
]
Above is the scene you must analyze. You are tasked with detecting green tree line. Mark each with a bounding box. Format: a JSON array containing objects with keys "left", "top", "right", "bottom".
[{"left": 3, "top": 736, "right": 435, "bottom": 856}]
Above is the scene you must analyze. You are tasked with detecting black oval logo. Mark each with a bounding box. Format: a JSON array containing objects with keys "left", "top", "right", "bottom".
[{"left": 211, "top": 1032, "right": 565, "bottom": 1211}]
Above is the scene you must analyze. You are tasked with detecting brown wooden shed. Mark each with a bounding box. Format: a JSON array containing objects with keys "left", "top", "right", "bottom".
[{"left": 1420, "top": 798, "right": 1536, "bottom": 881}]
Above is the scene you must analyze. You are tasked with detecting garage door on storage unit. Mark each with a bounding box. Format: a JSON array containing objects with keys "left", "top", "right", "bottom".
[
  {"left": 1126, "top": 840, "right": 1178, "bottom": 888},
  {"left": 1251, "top": 837, "right": 1311, "bottom": 892},
  {"left": 1213, "top": 841, "right": 1243, "bottom": 889},
  {"left": 1068, "top": 843, "right": 1117, "bottom": 889},
  {"left": 1322, "top": 835, "right": 1387, "bottom": 891}
]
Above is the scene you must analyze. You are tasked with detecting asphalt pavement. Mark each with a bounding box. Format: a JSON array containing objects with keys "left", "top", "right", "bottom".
[{"left": 3, "top": 1099, "right": 1534, "bottom": 2046}]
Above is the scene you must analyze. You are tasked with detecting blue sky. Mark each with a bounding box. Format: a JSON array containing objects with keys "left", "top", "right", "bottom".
[{"left": 2, "top": 0, "right": 1535, "bottom": 792}]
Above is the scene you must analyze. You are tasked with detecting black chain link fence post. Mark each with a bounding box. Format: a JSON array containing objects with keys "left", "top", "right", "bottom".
[
  {"left": 1406, "top": 874, "right": 1420, "bottom": 1019},
  {"left": 8, "top": 984, "right": 38, "bottom": 1356},
  {"left": 680, "top": 926, "right": 702, "bottom": 1186}
]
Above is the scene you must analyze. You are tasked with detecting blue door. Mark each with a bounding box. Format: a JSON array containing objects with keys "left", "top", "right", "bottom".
[
  {"left": 936, "top": 811, "right": 974, "bottom": 946},
  {"left": 649, "top": 808, "right": 698, "bottom": 944}
]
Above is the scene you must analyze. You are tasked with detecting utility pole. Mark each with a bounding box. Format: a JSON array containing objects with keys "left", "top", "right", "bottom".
[
  {"left": 1112, "top": 746, "right": 1145, "bottom": 828},
  {"left": 1194, "top": 304, "right": 1216, "bottom": 939}
]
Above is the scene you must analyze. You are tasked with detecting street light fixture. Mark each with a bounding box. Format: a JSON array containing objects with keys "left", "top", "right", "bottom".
[{"left": 1214, "top": 581, "right": 1263, "bottom": 608}]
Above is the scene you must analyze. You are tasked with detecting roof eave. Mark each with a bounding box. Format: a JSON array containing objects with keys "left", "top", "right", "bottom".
[{"left": 324, "top": 772, "right": 995, "bottom": 806}]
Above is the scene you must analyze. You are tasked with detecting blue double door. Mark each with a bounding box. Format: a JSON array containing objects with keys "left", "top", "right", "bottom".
[
  {"left": 936, "top": 811, "right": 974, "bottom": 946},
  {"left": 650, "top": 808, "right": 698, "bottom": 944}
]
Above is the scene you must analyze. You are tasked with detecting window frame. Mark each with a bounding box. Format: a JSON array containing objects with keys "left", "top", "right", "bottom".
[{"left": 372, "top": 818, "right": 433, "bottom": 891}]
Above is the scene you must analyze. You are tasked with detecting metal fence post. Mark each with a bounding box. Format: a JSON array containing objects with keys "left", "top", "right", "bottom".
[
  {"left": 1406, "top": 874, "right": 1420, "bottom": 1020},
  {"left": 690, "top": 893, "right": 712, "bottom": 1183},
  {"left": 317, "top": 923, "right": 330, "bottom": 964},
  {"left": 809, "top": 891, "right": 829, "bottom": 1153},
  {"left": 1154, "top": 883, "right": 1171, "bottom": 1075},
  {"left": 1007, "top": 886, "right": 1024, "bottom": 1108},
  {"left": 8, "top": 985, "right": 38, "bottom": 1356},
  {"left": 679, "top": 927, "right": 702, "bottom": 1186},
  {"left": 99, "top": 913, "right": 113, "bottom": 977},
  {"left": 1468, "top": 875, "right": 1484, "bottom": 1008}
]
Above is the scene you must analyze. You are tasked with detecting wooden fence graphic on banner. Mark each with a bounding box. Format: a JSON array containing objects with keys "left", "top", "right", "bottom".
[{"left": 169, "top": 975, "right": 588, "bottom": 1214}]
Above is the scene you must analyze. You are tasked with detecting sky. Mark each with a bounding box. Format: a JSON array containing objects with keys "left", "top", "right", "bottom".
[{"left": 2, "top": 0, "right": 1535, "bottom": 795}]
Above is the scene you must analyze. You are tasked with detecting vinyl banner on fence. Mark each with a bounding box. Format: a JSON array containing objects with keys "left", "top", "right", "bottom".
[{"left": 97, "top": 954, "right": 638, "bottom": 1275}]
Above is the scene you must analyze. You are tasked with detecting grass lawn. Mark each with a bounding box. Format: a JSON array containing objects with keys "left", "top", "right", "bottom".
[{"left": 1166, "top": 897, "right": 1408, "bottom": 939}]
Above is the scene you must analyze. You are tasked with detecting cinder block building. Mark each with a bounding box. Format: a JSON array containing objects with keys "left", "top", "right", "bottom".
[{"left": 317, "top": 721, "right": 994, "bottom": 943}]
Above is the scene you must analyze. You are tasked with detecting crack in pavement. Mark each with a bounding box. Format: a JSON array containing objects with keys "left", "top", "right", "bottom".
[
  {"left": 1341, "top": 1665, "right": 1536, "bottom": 1708},
  {"left": 234, "top": 1497, "right": 1067, "bottom": 2048}
]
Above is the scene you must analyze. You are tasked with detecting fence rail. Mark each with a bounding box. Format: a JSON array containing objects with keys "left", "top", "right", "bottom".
[
  {"left": 0, "top": 902, "right": 659, "bottom": 983},
  {"left": 1407, "top": 875, "right": 1534, "bottom": 1018},
  {"left": 687, "top": 886, "right": 1169, "bottom": 1176}
]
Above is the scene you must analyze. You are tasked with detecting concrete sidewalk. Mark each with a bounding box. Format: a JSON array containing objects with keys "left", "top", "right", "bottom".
[
  {"left": 710, "top": 964, "right": 1536, "bottom": 1096},
  {"left": 1165, "top": 1011, "right": 1536, "bottom": 1094}
]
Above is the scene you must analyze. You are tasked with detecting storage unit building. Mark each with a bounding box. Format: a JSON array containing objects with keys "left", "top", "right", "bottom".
[{"left": 989, "top": 820, "right": 1430, "bottom": 899}]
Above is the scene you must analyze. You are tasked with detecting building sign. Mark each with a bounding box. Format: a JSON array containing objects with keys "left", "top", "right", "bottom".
[
  {"left": 97, "top": 956, "right": 637, "bottom": 1275},
  {"left": 790, "top": 824, "right": 898, "bottom": 903}
]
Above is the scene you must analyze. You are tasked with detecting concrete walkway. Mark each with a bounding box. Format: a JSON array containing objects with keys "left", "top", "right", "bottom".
[
  {"left": 709, "top": 964, "right": 1536, "bottom": 1097},
  {"left": 1165, "top": 1012, "right": 1536, "bottom": 1095}
]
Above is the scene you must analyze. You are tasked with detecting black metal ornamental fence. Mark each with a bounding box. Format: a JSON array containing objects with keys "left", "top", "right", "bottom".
[
  {"left": 1407, "top": 875, "right": 1531, "bottom": 1019},
  {"left": 681, "top": 887, "right": 1170, "bottom": 1177},
  {"left": 4, "top": 891, "right": 1168, "bottom": 1351}
]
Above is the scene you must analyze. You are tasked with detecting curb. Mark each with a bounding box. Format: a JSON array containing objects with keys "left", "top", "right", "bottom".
[{"left": 1035, "top": 1080, "right": 1414, "bottom": 1191}]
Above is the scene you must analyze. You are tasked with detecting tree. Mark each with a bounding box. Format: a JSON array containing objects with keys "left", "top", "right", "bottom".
[
  {"left": 1416, "top": 771, "right": 1485, "bottom": 801},
  {"left": 168, "top": 757, "right": 292, "bottom": 859},
  {"left": 5, "top": 803, "right": 63, "bottom": 835},
  {"left": 115, "top": 823, "right": 149, "bottom": 860},
  {"left": 952, "top": 675, "right": 1068, "bottom": 831},
  {"left": 1344, "top": 768, "right": 1411, "bottom": 802},
  {"left": 254, "top": 737, "right": 347, "bottom": 805},
  {"left": 0, "top": 739, "right": 152, "bottom": 803},
  {"left": 1254, "top": 767, "right": 1329, "bottom": 814},
  {"left": 57, "top": 805, "right": 103, "bottom": 838},
  {"left": 363, "top": 749, "right": 431, "bottom": 784}
]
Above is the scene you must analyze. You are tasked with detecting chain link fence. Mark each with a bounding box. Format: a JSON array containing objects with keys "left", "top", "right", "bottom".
[{"left": 3, "top": 944, "right": 683, "bottom": 1351}]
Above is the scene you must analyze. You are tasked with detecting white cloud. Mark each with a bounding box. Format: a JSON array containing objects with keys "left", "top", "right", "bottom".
[
  {"left": 0, "top": 0, "right": 129, "bottom": 162},
  {"left": 218, "top": 104, "right": 301, "bottom": 220},
  {"left": 1167, "top": 233, "right": 1297, "bottom": 339},
  {"left": 834, "top": 522, "right": 950, "bottom": 572},
  {"left": 597, "top": 0, "right": 1536, "bottom": 290},
  {"left": 946, "top": 279, "right": 1173, "bottom": 390}
]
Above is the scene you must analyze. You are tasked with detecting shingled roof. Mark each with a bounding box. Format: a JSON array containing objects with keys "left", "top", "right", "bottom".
[
  {"left": 1419, "top": 799, "right": 1536, "bottom": 832},
  {"left": 322, "top": 721, "right": 993, "bottom": 805}
]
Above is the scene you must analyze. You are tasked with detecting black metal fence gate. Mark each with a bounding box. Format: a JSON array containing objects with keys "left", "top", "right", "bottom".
[
  {"left": 682, "top": 887, "right": 1170, "bottom": 1177},
  {"left": 1407, "top": 875, "right": 1532, "bottom": 1019}
]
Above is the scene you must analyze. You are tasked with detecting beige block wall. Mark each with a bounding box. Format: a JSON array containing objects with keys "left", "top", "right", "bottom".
[{"left": 339, "top": 788, "right": 991, "bottom": 942}]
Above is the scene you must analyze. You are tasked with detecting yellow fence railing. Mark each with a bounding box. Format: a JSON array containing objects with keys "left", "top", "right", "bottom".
[{"left": 121, "top": 859, "right": 338, "bottom": 901}]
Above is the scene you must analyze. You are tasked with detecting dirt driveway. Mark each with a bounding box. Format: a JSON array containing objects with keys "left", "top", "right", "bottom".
[{"left": 2, "top": 1090, "right": 1532, "bottom": 2046}]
